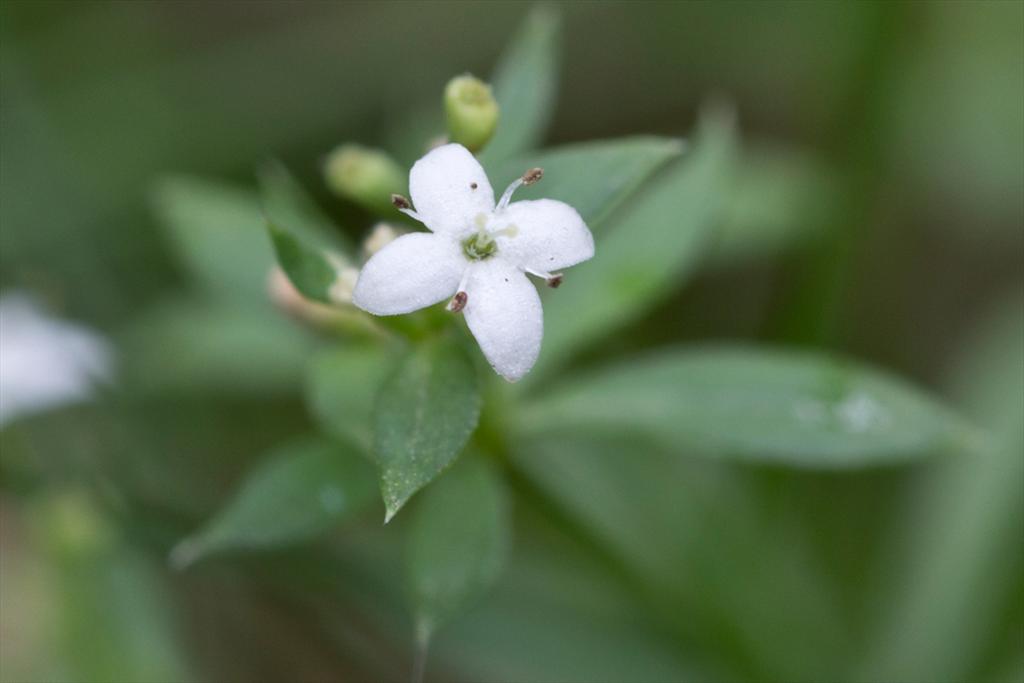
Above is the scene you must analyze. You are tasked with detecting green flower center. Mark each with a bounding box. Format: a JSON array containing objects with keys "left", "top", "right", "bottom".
[{"left": 462, "top": 232, "right": 498, "bottom": 260}]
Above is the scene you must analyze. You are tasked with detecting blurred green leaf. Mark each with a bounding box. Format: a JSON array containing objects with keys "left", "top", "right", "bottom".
[
  {"left": 408, "top": 456, "right": 510, "bottom": 639},
  {"left": 29, "top": 492, "right": 193, "bottom": 683},
  {"left": 858, "top": 294, "right": 1024, "bottom": 682},
  {"left": 267, "top": 221, "right": 339, "bottom": 304},
  {"left": 712, "top": 141, "right": 839, "bottom": 264},
  {"left": 305, "top": 343, "right": 400, "bottom": 449},
  {"left": 171, "top": 435, "right": 376, "bottom": 568},
  {"left": 479, "top": 5, "right": 561, "bottom": 163},
  {"left": 258, "top": 160, "right": 351, "bottom": 254},
  {"left": 489, "top": 136, "right": 684, "bottom": 228},
  {"left": 509, "top": 434, "right": 849, "bottom": 681},
  {"left": 151, "top": 176, "right": 272, "bottom": 305},
  {"left": 119, "top": 298, "right": 314, "bottom": 396},
  {"left": 373, "top": 337, "right": 481, "bottom": 521},
  {"left": 519, "top": 347, "right": 966, "bottom": 467},
  {"left": 531, "top": 107, "right": 737, "bottom": 381}
]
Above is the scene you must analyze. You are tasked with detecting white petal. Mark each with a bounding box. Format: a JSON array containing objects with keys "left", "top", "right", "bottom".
[
  {"left": 463, "top": 259, "right": 543, "bottom": 382},
  {"left": 409, "top": 143, "right": 495, "bottom": 236},
  {"left": 352, "top": 232, "right": 465, "bottom": 315},
  {"left": 493, "top": 199, "right": 594, "bottom": 272}
]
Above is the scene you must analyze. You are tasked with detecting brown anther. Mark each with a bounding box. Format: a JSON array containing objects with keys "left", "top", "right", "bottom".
[
  {"left": 391, "top": 194, "right": 411, "bottom": 210},
  {"left": 522, "top": 167, "right": 544, "bottom": 185},
  {"left": 546, "top": 273, "right": 564, "bottom": 288},
  {"left": 448, "top": 291, "right": 468, "bottom": 313}
]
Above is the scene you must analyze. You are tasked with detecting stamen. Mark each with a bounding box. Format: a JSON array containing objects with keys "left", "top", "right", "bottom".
[
  {"left": 496, "top": 166, "right": 544, "bottom": 212},
  {"left": 522, "top": 167, "right": 544, "bottom": 185},
  {"left": 391, "top": 194, "right": 423, "bottom": 222},
  {"left": 525, "top": 267, "right": 563, "bottom": 287},
  {"left": 447, "top": 291, "right": 467, "bottom": 313}
]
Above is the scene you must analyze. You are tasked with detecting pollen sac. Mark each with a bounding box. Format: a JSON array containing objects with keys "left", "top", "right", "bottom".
[{"left": 447, "top": 291, "right": 468, "bottom": 313}]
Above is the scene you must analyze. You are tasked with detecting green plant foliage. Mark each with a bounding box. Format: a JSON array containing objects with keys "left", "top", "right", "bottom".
[
  {"left": 170, "top": 435, "right": 376, "bottom": 568},
  {"left": 407, "top": 456, "right": 510, "bottom": 639},
  {"left": 267, "top": 222, "right": 339, "bottom": 304},
  {"left": 489, "top": 136, "right": 684, "bottom": 228},
  {"left": 373, "top": 338, "right": 481, "bottom": 521},
  {"left": 479, "top": 4, "right": 561, "bottom": 163},
  {"left": 520, "top": 347, "right": 967, "bottom": 466},
  {"left": 151, "top": 177, "right": 273, "bottom": 305},
  {"left": 119, "top": 298, "right": 315, "bottom": 396},
  {"left": 531, "top": 106, "right": 738, "bottom": 380},
  {"left": 305, "top": 343, "right": 400, "bottom": 449},
  {"left": 858, "top": 295, "right": 1024, "bottom": 681},
  {"left": 258, "top": 160, "right": 351, "bottom": 254}
]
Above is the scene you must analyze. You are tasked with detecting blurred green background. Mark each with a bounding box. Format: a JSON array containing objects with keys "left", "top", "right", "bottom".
[{"left": 1, "top": 2, "right": 1021, "bottom": 682}]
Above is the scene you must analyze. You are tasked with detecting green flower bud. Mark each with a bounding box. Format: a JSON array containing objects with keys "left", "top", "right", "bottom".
[
  {"left": 324, "top": 144, "right": 405, "bottom": 214},
  {"left": 444, "top": 74, "right": 499, "bottom": 153}
]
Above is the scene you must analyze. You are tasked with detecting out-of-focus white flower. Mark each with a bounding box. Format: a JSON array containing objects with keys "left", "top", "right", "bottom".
[
  {"left": 0, "top": 293, "right": 113, "bottom": 427},
  {"left": 352, "top": 143, "right": 594, "bottom": 381}
]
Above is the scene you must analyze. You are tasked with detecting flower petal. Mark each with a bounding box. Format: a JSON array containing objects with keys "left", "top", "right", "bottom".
[
  {"left": 493, "top": 199, "right": 595, "bottom": 272},
  {"left": 463, "top": 259, "right": 543, "bottom": 382},
  {"left": 409, "top": 144, "right": 495, "bottom": 236},
  {"left": 352, "top": 233, "right": 464, "bottom": 315}
]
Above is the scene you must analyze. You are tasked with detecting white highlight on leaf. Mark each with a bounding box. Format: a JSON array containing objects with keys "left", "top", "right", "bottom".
[{"left": 352, "top": 143, "right": 595, "bottom": 381}]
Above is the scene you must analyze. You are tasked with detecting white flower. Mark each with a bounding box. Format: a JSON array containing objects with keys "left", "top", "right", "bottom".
[
  {"left": 352, "top": 143, "right": 594, "bottom": 381},
  {"left": 0, "top": 292, "right": 114, "bottom": 427}
]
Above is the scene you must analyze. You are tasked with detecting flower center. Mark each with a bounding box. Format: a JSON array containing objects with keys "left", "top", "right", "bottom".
[{"left": 462, "top": 232, "right": 497, "bottom": 260}]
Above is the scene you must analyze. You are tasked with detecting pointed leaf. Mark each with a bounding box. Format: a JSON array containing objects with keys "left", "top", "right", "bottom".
[
  {"left": 480, "top": 5, "right": 561, "bottom": 163},
  {"left": 267, "top": 221, "right": 340, "bottom": 304},
  {"left": 258, "top": 160, "right": 351, "bottom": 253},
  {"left": 488, "top": 136, "right": 683, "bottom": 229},
  {"left": 532, "top": 107, "right": 737, "bottom": 380},
  {"left": 373, "top": 338, "right": 481, "bottom": 521},
  {"left": 305, "top": 343, "right": 400, "bottom": 449},
  {"left": 519, "top": 347, "right": 969, "bottom": 467},
  {"left": 120, "top": 297, "right": 313, "bottom": 396},
  {"left": 171, "top": 435, "right": 376, "bottom": 567},
  {"left": 408, "top": 456, "right": 510, "bottom": 636}
]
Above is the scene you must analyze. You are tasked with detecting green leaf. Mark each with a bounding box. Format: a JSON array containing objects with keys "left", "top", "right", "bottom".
[
  {"left": 267, "top": 221, "right": 339, "bottom": 304},
  {"left": 488, "top": 136, "right": 684, "bottom": 229},
  {"left": 374, "top": 338, "right": 481, "bottom": 521},
  {"left": 712, "top": 141, "right": 839, "bottom": 265},
  {"left": 171, "top": 435, "right": 376, "bottom": 568},
  {"left": 151, "top": 176, "right": 272, "bottom": 305},
  {"left": 479, "top": 5, "right": 561, "bottom": 163},
  {"left": 408, "top": 456, "right": 510, "bottom": 637},
  {"left": 858, "top": 295, "right": 1024, "bottom": 682},
  {"left": 305, "top": 343, "right": 400, "bottom": 449},
  {"left": 119, "top": 297, "right": 314, "bottom": 396},
  {"left": 519, "top": 347, "right": 966, "bottom": 467},
  {"left": 531, "top": 107, "right": 738, "bottom": 381},
  {"left": 257, "top": 160, "right": 351, "bottom": 253}
]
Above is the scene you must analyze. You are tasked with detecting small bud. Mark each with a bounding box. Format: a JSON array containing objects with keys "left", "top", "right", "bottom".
[
  {"left": 447, "top": 291, "right": 468, "bottom": 313},
  {"left": 444, "top": 74, "right": 499, "bottom": 153},
  {"left": 324, "top": 144, "right": 405, "bottom": 214},
  {"left": 328, "top": 266, "right": 361, "bottom": 306},
  {"left": 391, "top": 194, "right": 412, "bottom": 210},
  {"left": 363, "top": 222, "right": 400, "bottom": 256},
  {"left": 522, "top": 167, "right": 544, "bottom": 185},
  {"left": 546, "top": 273, "right": 563, "bottom": 288}
]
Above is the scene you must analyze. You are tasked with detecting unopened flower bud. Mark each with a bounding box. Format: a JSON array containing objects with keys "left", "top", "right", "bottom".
[
  {"left": 363, "top": 223, "right": 400, "bottom": 256},
  {"left": 444, "top": 74, "right": 499, "bottom": 153},
  {"left": 324, "top": 144, "right": 405, "bottom": 214}
]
